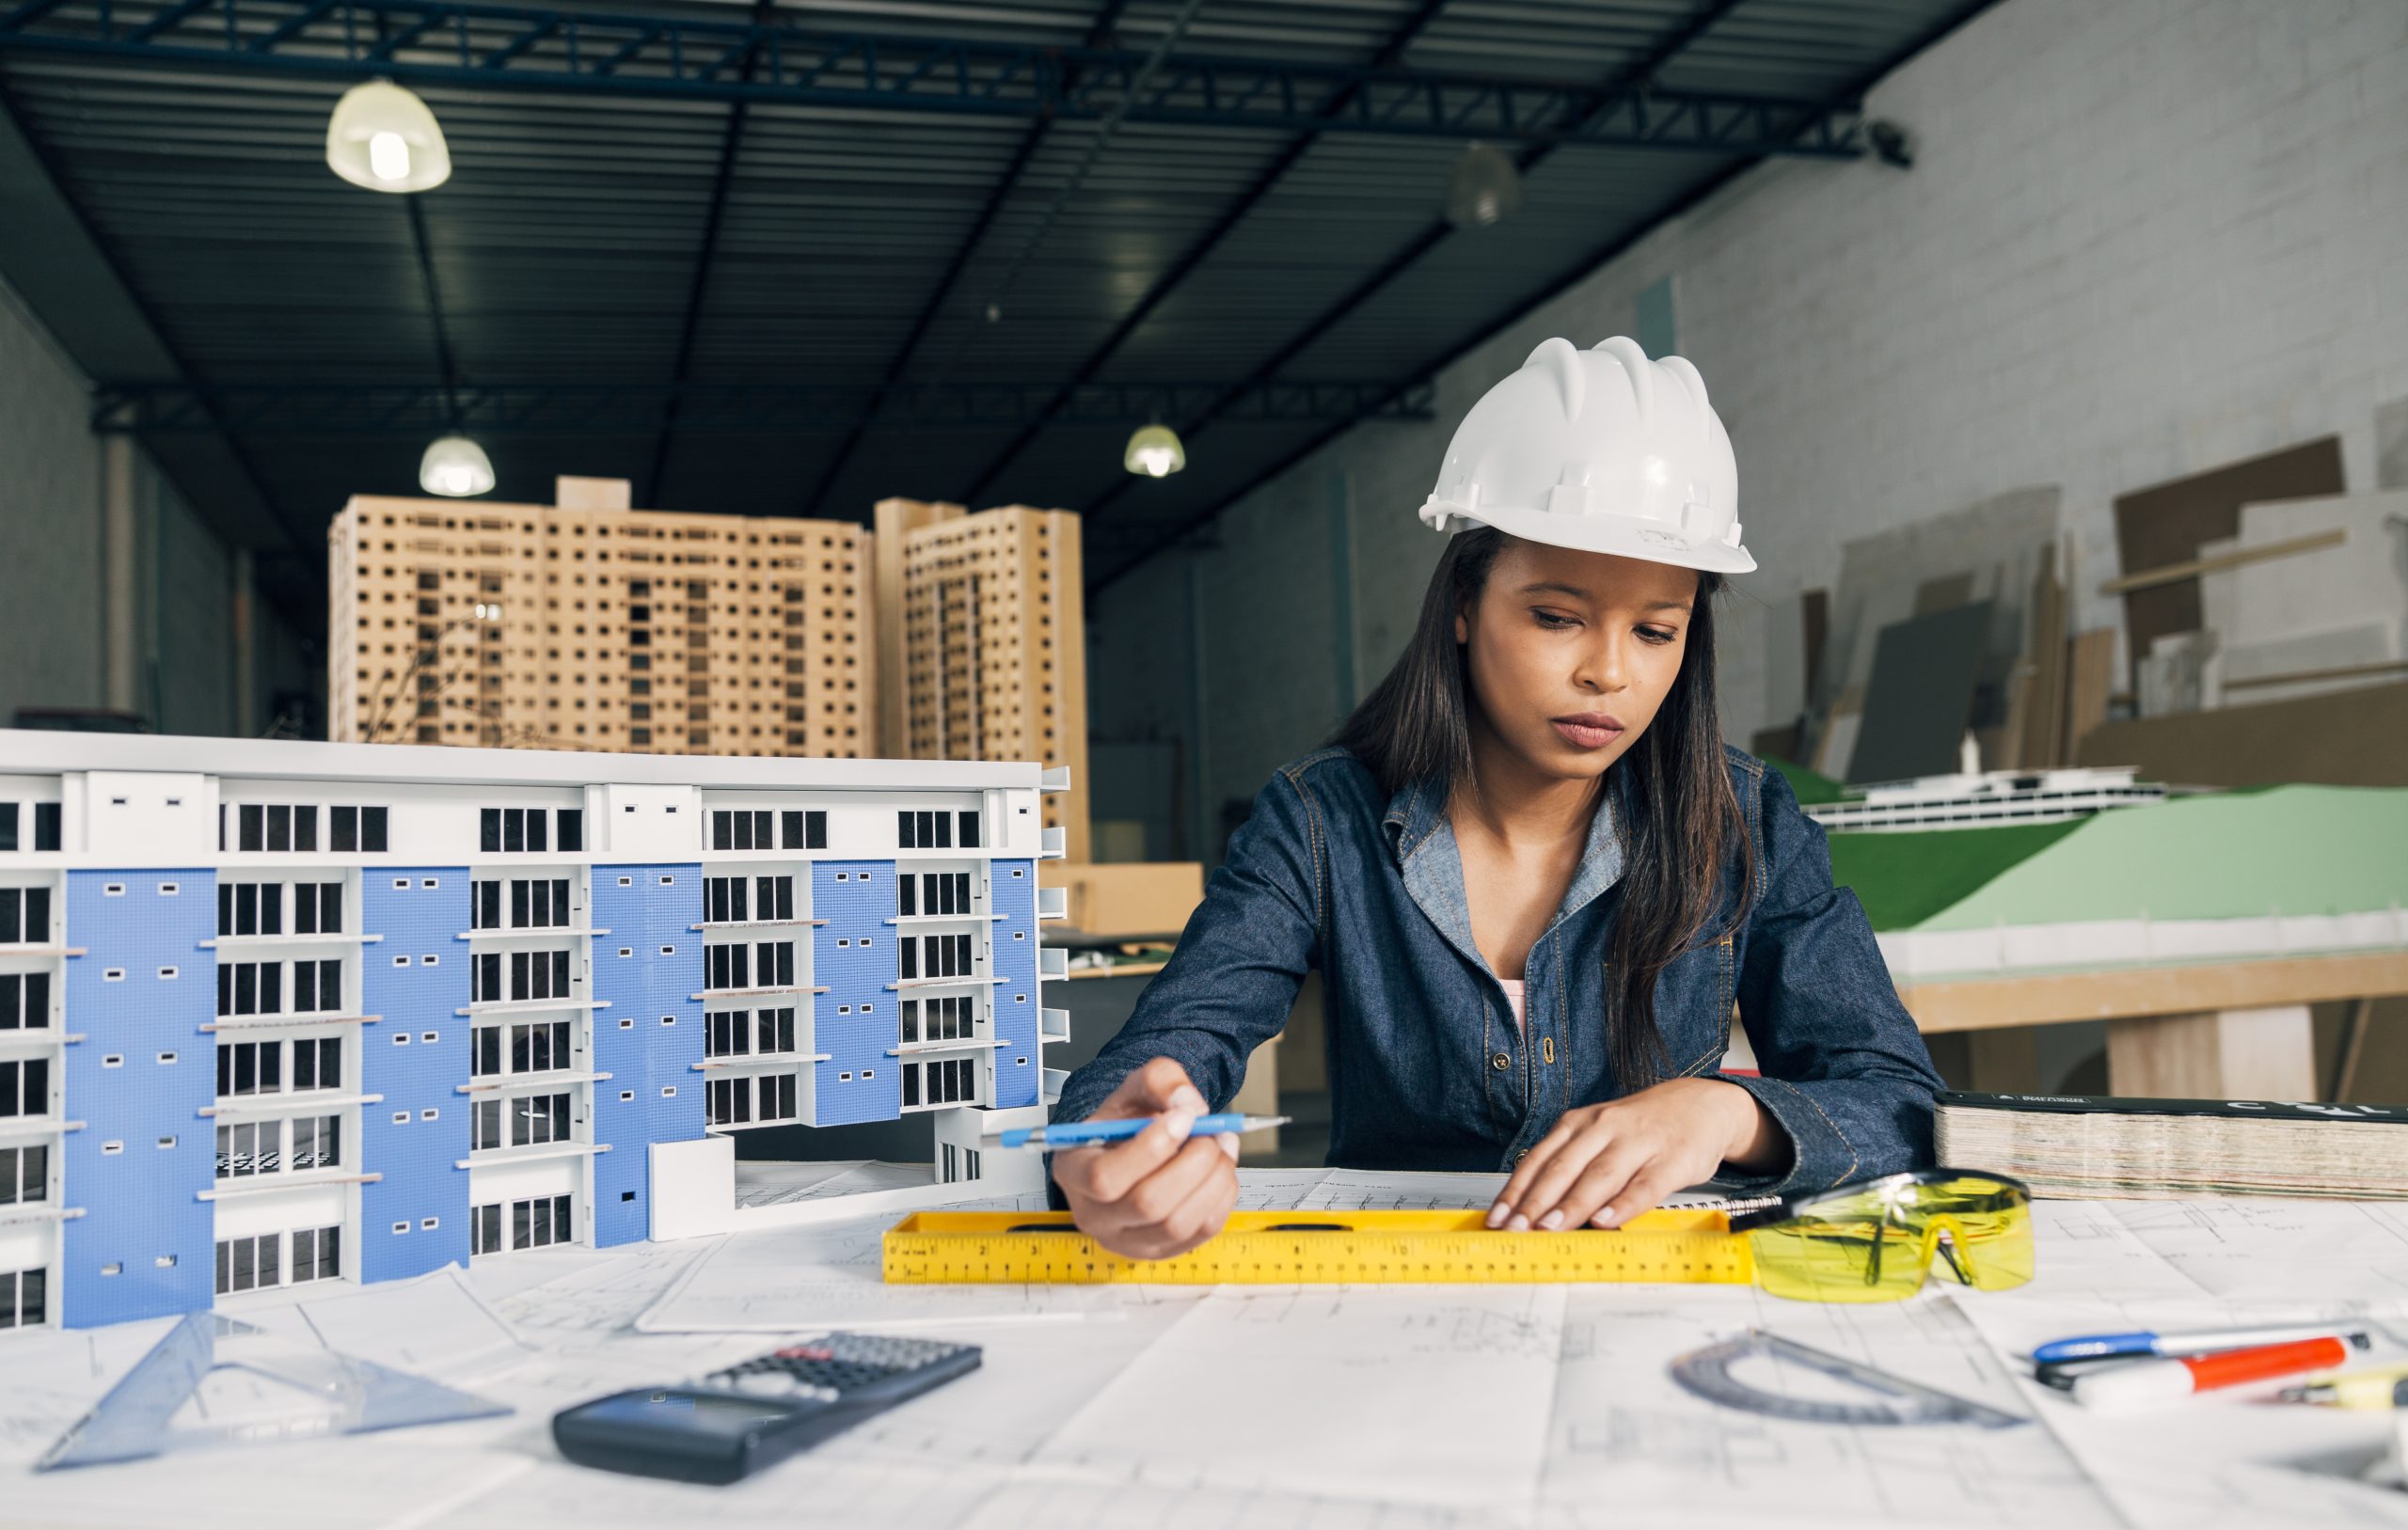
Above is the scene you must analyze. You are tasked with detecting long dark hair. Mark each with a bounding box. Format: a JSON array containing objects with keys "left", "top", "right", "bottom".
[{"left": 1328, "top": 526, "right": 1754, "bottom": 1088}]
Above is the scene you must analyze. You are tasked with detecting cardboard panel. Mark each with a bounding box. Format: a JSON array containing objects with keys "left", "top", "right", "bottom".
[
  {"left": 2110, "top": 437, "right": 2344, "bottom": 691},
  {"left": 2074, "top": 676, "right": 2408, "bottom": 788},
  {"left": 1846, "top": 601, "right": 1991, "bottom": 784}
]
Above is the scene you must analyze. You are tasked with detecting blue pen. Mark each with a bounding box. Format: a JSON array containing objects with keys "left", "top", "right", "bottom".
[
  {"left": 2033, "top": 1322, "right": 2369, "bottom": 1365},
  {"left": 993, "top": 1112, "right": 1291, "bottom": 1149}
]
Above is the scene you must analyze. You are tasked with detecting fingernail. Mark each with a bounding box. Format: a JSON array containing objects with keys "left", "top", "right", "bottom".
[
  {"left": 1485, "top": 1203, "right": 1510, "bottom": 1229},
  {"left": 1171, "top": 1086, "right": 1206, "bottom": 1112},
  {"left": 1537, "top": 1210, "right": 1565, "bottom": 1232},
  {"left": 1505, "top": 1213, "right": 1530, "bottom": 1233},
  {"left": 1163, "top": 1110, "right": 1196, "bottom": 1141},
  {"left": 1216, "top": 1133, "right": 1240, "bottom": 1160},
  {"left": 1592, "top": 1207, "right": 1621, "bottom": 1228}
]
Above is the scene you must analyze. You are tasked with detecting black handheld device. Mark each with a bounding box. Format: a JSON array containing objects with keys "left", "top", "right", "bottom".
[{"left": 550, "top": 1331, "right": 982, "bottom": 1485}]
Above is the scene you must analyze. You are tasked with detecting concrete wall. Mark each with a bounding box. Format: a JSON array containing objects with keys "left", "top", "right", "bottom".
[
  {"left": 0, "top": 278, "right": 105, "bottom": 720},
  {"left": 0, "top": 276, "right": 304, "bottom": 735},
  {"left": 1087, "top": 0, "right": 2408, "bottom": 865}
]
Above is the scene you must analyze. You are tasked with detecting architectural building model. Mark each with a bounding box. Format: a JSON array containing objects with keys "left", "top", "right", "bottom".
[
  {"left": 874, "top": 497, "right": 1091, "bottom": 864},
  {"left": 0, "top": 730, "right": 1069, "bottom": 1333},
  {"left": 1801, "top": 764, "right": 2168, "bottom": 833},
  {"left": 328, "top": 475, "right": 878, "bottom": 758}
]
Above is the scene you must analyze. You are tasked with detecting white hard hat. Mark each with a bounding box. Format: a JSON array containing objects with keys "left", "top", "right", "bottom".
[{"left": 1418, "top": 335, "right": 1751, "bottom": 575}]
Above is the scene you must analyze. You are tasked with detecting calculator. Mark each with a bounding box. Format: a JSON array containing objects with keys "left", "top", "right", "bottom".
[{"left": 551, "top": 1332, "right": 982, "bottom": 1485}]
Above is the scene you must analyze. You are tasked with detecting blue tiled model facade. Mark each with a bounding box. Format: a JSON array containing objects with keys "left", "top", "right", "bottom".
[
  {"left": 358, "top": 869, "right": 472, "bottom": 1283},
  {"left": 59, "top": 870, "right": 216, "bottom": 1328},
  {"left": 589, "top": 863, "right": 705, "bottom": 1248},
  {"left": 812, "top": 860, "right": 899, "bottom": 1126},
  {"left": 990, "top": 860, "right": 1039, "bottom": 1110},
  {"left": 0, "top": 741, "right": 1060, "bottom": 1334}
]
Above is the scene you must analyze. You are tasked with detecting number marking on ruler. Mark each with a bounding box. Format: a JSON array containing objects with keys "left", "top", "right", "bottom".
[{"left": 883, "top": 1209, "right": 1755, "bottom": 1286}]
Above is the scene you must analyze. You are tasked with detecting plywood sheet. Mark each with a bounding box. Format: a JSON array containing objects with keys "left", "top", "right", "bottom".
[
  {"left": 2110, "top": 437, "right": 2344, "bottom": 691},
  {"left": 2075, "top": 676, "right": 2408, "bottom": 788},
  {"left": 1846, "top": 601, "right": 1990, "bottom": 783}
]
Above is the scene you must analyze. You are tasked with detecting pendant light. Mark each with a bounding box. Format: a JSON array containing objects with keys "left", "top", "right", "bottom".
[
  {"left": 1444, "top": 141, "right": 1523, "bottom": 228},
  {"left": 326, "top": 79, "right": 452, "bottom": 194},
  {"left": 420, "top": 434, "right": 495, "bottom": 497},
  {"left": 1123, "top": 422, "right": 1186, "bottom": 479}
]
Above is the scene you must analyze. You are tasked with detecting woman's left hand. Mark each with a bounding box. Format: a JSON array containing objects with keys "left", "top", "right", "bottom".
[{"left": 1485, "top": 1077, "right": 1782, "bottom": 1232}]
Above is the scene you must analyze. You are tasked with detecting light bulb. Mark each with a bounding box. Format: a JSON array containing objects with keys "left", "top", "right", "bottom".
[
  {"left": 368, "top": 131, "right": 411, "bottom": 182},
  {"left": 326, "top": 80, "right": 452, "bottom": 194},
  {"left": 1122, "top": 422, "right": 1186, "bottom": 479},
  {"left": 1445, "top": 142, "right": 1524, "bottom": 229},
  {"left": 420, "top": 434, "right": 495, "bottom": 497}
]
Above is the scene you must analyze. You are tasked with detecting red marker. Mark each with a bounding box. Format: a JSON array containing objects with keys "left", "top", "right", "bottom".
[{"left": 2072, "top": 1336, "right": 2354, "bottom": 1413}]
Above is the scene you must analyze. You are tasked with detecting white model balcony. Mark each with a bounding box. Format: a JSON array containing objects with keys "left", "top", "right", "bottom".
[
  {"left": 1039, "top": 765, "right": 1071, "bottom": 794},
  {"left": 1040, "top": 1006, "right": 1070, "bottom": 1043},
  {"left": 1038, "top": 947, "right": 1069, "bottom": 981},
  {"left": 1039, "top": 826, "right": 1066, "bottom": 860},
  {"left": 1036, "top": 886, "right": 1068, "bottom": 922}
]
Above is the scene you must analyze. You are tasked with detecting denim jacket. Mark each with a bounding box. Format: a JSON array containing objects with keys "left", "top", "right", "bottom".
[{"left": 1050, "top": 744, "right": 1942, "bottom": 1198}]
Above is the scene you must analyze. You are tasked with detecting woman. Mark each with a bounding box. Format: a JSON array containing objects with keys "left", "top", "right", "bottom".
[{"left": 1050, "top": 336, "right": 1942, "bottom": 1259}]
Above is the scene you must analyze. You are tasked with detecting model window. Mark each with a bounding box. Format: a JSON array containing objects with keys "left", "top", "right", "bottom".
[
  {"left": 895, "top": 809, "right": 954, "bottom": 850},
  {"left": 711, "top": 808, "right": 774, "bottom": 851},
  {"left": 479, "top": 807, "right": 555, "bottom": 854},
  {"left": 512, "top": 1092, "right": 572, "bottom": 1147},
  {"left": 473, "top": 877, "right": 572, "bottom": 929},
  {"left": 0, "top": 887, "right": 50, "bottom": 944},
  {"left": 0, "top": 1144, "right": 47, "bottom": 1205},
  {"left": 235, "top": 803, "right": 320, "bottom": 853},
  {"left": 293, "top": 881, "right": 344, "bottom": 934},
  {"left": 329, "top": 806, "right": 389, "bottom": 852},
  {"left": 781, "top": 809, "right": 828, "bottom": 850},
  {"left": 0, "top": 973, "right": 45, "bottom": 1031},
  {"left": 0, "top": 802, "right": 61, "bottom": 853}
]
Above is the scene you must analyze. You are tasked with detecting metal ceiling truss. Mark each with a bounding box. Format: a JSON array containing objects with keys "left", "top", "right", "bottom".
[
  {"left": 1085, "top": 0, "right": 1991, "bottom": 593},
  {"left": 951, "top": 0, "right": 1451, "bottom": 510},
  {"left": 1080, "top": 0, "right": 1766, "bottom": 583},
  {"left": 92, "top": 377, "right": 1437, "bottom": 434},
  {"left": 0, "top": 0, "right": 1869, "bottom": 156}
]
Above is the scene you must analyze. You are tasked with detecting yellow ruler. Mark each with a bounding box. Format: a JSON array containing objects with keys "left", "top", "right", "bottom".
[{"left": 882, "top": 1207, "right": 1755, "bottom": 1286}]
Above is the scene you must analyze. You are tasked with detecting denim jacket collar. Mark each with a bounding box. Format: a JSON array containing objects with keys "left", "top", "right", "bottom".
[{"left": 1380, "top": 768, "right": 1628, "bottom": 978}]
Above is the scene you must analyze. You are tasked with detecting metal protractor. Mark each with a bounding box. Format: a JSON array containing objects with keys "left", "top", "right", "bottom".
[{"left": 1669, "top": 1329, "right": 2027, "bottom": 1427}]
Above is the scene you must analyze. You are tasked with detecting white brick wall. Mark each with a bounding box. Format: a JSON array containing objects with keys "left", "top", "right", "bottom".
[
  {"left": 0, "top": 276, "right": 105, "bottom": 721},
  {"left": 1089, "top": 0, "right": 2408, "bottom": 850},
  {"left": 0, "top": 274, "right": 305, "bottom": 734}
]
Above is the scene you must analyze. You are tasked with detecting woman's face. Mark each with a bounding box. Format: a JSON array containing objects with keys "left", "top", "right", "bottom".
[{"left": 1454, "top": 536, "right": 1700, "bottom": 781}]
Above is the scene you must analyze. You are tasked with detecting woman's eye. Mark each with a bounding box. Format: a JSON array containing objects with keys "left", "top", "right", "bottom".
[
  {"left": 1638, "top": 627, "right": 1676, "bottom": 645},
  {"left": 1533, "top": 610, "right": 1576, "bottom": 630}
]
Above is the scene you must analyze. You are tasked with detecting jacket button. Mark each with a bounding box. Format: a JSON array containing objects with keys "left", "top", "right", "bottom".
[
  {"left": 1490, "top": 1051, "right": 1511, "bottom": 1071},
  {"left": 1514, "top": 1149, "right": 1529, "bottom": 1165}
]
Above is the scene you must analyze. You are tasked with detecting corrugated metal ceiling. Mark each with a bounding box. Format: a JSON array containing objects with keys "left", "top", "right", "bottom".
[{"left": 0, "top": 0, "right": 1995, "bottom": 628}]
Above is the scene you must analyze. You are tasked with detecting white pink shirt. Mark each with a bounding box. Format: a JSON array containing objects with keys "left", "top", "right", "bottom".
[{"left": 1499, "top": 978, "right": 1526, "bottom": 1035}]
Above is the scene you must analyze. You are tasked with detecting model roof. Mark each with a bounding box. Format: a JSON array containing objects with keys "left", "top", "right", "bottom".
[{"left": 0, "top": 730, "right": 1048, "bottom": 793}]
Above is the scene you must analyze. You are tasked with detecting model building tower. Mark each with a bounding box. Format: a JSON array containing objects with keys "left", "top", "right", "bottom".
[
  {"left": 328, "top": 477, "right": 873, "bottom": 758},
  {"left": 0, "top": 730, "right": 1068, "bottom": 1333},
  {"left": 873, "top": 498, "right": 1089, "bottom": 864}
]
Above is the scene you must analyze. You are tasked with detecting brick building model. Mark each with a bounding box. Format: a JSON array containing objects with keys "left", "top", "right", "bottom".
[
  {"left": 875, "top": 497, "right": 1090, "bottom": 864},
  {"left": 327, "top": 479, "right": 1091, "bottom": 859},
  {"left": 0, "top": 731, "right": 1069, "bottom": 1333}
]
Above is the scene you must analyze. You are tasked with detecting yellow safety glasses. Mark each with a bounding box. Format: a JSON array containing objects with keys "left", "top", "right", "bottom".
[{"left": 1727, "top": 1169, "right": 2034, "bottom": 1304}]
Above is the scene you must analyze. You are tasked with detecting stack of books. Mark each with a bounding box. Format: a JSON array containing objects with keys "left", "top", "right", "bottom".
[{"left": 1935, "top": 1092, "right": 2408, "bottom": 1200}]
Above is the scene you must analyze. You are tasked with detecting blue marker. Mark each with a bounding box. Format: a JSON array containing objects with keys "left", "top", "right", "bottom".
[
  {"left": 2033, "top": 1322, "right": 2369, "bottom": 1365},
  {"left": 993, "top": 1113, "right": 1291, "bottom": 1149}
]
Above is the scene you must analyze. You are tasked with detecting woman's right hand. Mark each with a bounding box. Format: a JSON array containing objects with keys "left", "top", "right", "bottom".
[{"left": 1052, "top": 1056, "right": 1241, "bottom": 1260}]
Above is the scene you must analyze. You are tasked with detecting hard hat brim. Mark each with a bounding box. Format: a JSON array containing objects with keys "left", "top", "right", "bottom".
[{"left": 1426, "top": 499, "right": 1757, "bottom": 576}]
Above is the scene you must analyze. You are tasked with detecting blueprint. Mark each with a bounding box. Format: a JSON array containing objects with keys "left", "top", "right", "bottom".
[{"left": 6, "top": 1177, "right": 2408, "bottom": 1527}]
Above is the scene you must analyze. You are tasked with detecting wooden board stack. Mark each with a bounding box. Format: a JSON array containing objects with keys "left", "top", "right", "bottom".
[{"left": 1936, "top": 1092, "right": 2408, "bottom": 1200}]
